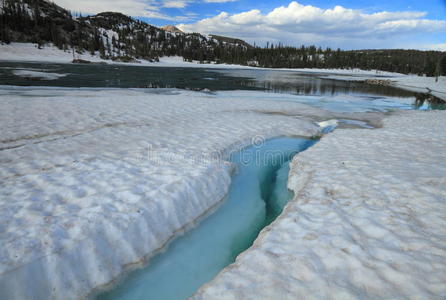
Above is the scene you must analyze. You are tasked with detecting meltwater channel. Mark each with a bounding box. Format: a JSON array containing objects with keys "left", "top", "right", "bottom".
[{"left": 97, "top": 137, "right": 317, "bottom": 300}]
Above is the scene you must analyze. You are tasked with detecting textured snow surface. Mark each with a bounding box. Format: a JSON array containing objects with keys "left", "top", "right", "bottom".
[
  {"left": 193, "top": 110, "right": 446, "bottom": 299},
  {"left": 0, "top": 87, "right": 344, "bottom": 300}
]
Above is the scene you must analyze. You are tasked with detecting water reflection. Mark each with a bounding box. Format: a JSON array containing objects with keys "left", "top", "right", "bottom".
[{"left": 216, "top": 69, "right": 417, "bottom": 98}]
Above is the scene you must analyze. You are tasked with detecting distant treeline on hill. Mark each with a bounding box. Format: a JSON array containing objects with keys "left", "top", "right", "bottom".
[{"left": 1, "top": 0, "right": 445, "bottom": 76}]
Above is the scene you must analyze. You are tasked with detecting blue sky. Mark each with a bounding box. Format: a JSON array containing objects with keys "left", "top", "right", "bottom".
[
  {"left": 152, "top": 0, "right": 446, "bottom": 23},
  {"left": 54, "top": 0, "right": 446, "bottom": 50}
]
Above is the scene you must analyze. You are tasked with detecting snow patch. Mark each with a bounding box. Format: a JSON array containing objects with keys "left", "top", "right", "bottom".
[
  {"left": 12, "top": 70, "right": 67, "bottom": 80},
  {"left": 0, "top": 43, "right": 106, "bottom": 63}
]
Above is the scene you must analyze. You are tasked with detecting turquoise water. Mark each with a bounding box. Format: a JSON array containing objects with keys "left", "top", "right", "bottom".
[{"left": 97, "top": 137, "right": 317, "bottom": 300}]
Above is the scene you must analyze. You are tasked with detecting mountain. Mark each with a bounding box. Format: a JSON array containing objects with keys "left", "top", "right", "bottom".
[
  {"left": 0, "top": 0, "right": 251, "bottom": 62},
  {"left": 209, "top": 35, "right": 252, "bottom": 49},
  {"left": 161, "top": 25, "right": 184, "bottom": 34}
]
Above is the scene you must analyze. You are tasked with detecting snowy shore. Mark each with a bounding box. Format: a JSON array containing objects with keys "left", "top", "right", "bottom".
[
  {"left": 320, "top": 73, "right": 446, "bottom": 101},
  {"left": 1, "top": 43, "right": 445, "bottom": 100},
  {"left": 193, "top": 109, "right": 446, "bottom": 299},
  {"left": 0, "top": 42, "right": 251, "bottom": 69},
  {"left": 1, "top": 87, "right": 378, "bottom": 300}
]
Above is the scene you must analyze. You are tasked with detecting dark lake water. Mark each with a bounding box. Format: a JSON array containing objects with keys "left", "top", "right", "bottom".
[{"left": 0, "top": 61, "right": 443, "bottom": 110}]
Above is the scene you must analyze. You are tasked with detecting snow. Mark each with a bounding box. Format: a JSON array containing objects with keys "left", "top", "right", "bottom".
[
  {"left": 0, "top": 57, "right": 444, "bottom": 300},
  {"left": 193, "top": 110, "right": 446, "bottom": 299},
  {"left": 0, "top": 43, "right": 107, "bottom": 63},
  {"left": 11, "top": 70, "right": 67, "bottom": 80},
  {"left": 1, "top": 87, "right": 368, "bottom": 300},
  {"left": 322, "top": 73, "right": 446, "bottom": 101},
  {"left": 294, "top": 67, "right": 404, "bottom": 77},
  {"left": 388, "top": 75, "right": 446, "bottom": 100},
  {"left": 0, "top": 43, "right": 254, "bottom": 69}
]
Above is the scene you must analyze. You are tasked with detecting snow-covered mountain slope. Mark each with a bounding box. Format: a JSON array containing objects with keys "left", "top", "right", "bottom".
[{"left": 0, "top": 0, "right": 251, "bottom": 62}]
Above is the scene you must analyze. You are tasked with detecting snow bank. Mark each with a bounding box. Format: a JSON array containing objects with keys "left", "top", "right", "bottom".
[
  {"left": 0, "top": 87, "right": 349, "bottom": 300},
  {"left": 193, "top": 110, "right": 446, "bottom": 299},
  {"left": 0, "top": 43, "right": 252, "bottom": 69},
  {"left": 389, "top": 75, "right": 446, "bottom": 100},
  {"left": 0, "top": 43, "right": 107, "bottom": 63}
]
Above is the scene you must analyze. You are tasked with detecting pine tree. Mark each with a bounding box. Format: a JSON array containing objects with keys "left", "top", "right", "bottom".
[{"left": 441, "top": 56, "right": 446, "bottom": 76}]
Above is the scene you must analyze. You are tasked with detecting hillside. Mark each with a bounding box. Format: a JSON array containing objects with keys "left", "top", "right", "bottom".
[
  {"left": 209, "top": 34, "right": 252, "bottom": 49},
  {"left": 0, "top": 0, "right": 251, "bottom": 62}
]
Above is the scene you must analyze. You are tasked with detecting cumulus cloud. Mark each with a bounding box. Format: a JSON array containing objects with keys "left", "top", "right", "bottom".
[{"left": 178, "top": 1, "right": 446, "bottom": 49}]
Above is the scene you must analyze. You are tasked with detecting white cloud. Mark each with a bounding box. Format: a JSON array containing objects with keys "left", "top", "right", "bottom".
[
  {"left": 162, "top": 0, "right": 190, "bottom": 8},
  {"left": 178, "top": 1, "right": 446, "bottom": 49},
  {"left": 54, "top": 0, "right": 156, "bottom": 16},
  {"left": 204, "top": 0, "right": 238, "bottom": 3},
  {"left": 52, "top": 0, "right": 240, "bottom": 17}
]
